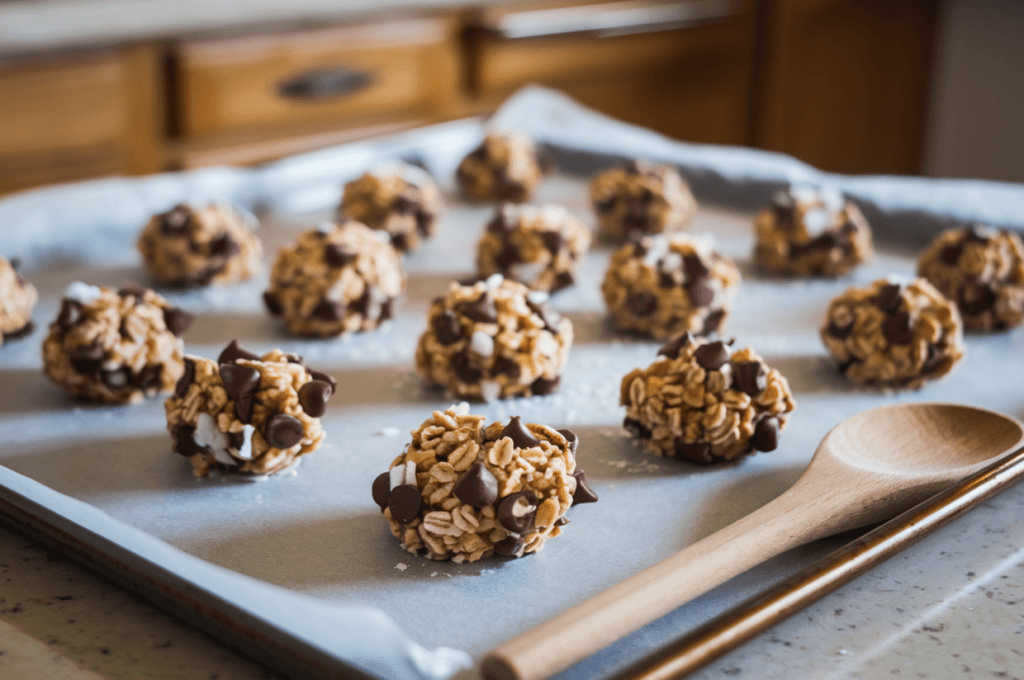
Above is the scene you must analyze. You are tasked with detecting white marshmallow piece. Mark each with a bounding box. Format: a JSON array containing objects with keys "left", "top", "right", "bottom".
[
  {"left": 63, "top": 281, "right": 103, "bottom": 305},
  {"left": 470, "top": 330, "right": 495, "bottom": 357},
  {"left": 235, "top": 424, "right": 256, "bottom": 460},
  {"left": 193, "top": 413, "right": 234, "bottom": 466}
]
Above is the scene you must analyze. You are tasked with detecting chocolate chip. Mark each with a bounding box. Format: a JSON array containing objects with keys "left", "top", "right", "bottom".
[
  {"left": 494, "top": 535, "right": 525, "bottom": 557},
  {"left": 693, "top": 341, "right": 730, "bottom": 371},
  {"left": 162, "top": 307, "right": 194, "bottom": 337},
  {"left": 298, "top": 380, "right": 332, "bottom": 417},
  {"left": 497, "top": 491, "right": 537, "bottom": 534},
  {"left": 636, "top": 187, "right": 655, "bottom": 205},
  {"left": 171, "top": 423, "right": 203, "bottom": 457},
  {"left": 657, "top": 270, "right": 676, "bottom": 289},
  {"left": 390, "top": 233, "right": 409, "bottom": 252},
  {"left": 219, "top": 340, "right": 259, "bottom": 365},
  {"left": 175, "top": 359, "right": 195, "bottom": 398},
  {"left": 312, "top": 299, "right": 345, "bottom": 322},
  {"left": 457, "top": 294, "right": 498, "bottom": 323},
  {"left": 350, "top": 287, "right": 389, "bottom": 321},
  {"left": 688, "top": 280, "right": 715, "bottom": 307},
  {"left": 701, "top": 310, "right": 725, "bottom": 334},
  {"left": 557, "top": 429, "right": 577, "bottom": 453},
  {"left": 683, "top": 254, "right": 710, "bottom": 282},
  {"left": 623, "top": 417, "right": 652, "bottom": 439},
  {"left": 380, "top": 297, "right": 395, "bottom": 321},
  {"left": 118, "top": 318, "right": 132, "bottom": 341},
  {"left": 655, "top": 333, "right": 693, "bottom": 360},
  {"left": 733, "top": 361, "right": 767, "bottom": 396},
  {"left": 541, "top": 231, "right": 564, "bottom": 254},
  {"left": 265, "top": 413, "right": 304, "bottom": 449},
  {"left": 500, "top": 416, "right": 539, "bottom": 449},
  {"left": 495, "top": 242, "right": 520, "bottom": 271},
  {"left": 160, "top": 204, "right": 192, "bottom": 234},
  {"left": 134, "top": 363, "right": 162, "bottom": 390},
  {"left": 263, "top": 291, "right": 283, "bottom": 316},
  {"left": 752, "top": 417, "right": 779, "bottom": 452},
  {"left": 959, "top": 285, "right": 997, "bottom": 317},
  {"left": 939, "top": 244, "right": 963, "bottom": 266},
  {"left": 309, "top": 369, "right": 337, "bottom": 392},
  {"left": 117, "top": 282, "right": 146, "bottom": 299},
  {"left": 491, "top": 356, "right": 521, "bottom": 380},
  {"left": 415, "top": 211, "right": 432, "bottom": 236},
  {"left": 324, "top": 243, "right": 357, "bottom": 268},
  {"left": 69, "top": 343, "right": 105, "bottom": 374},
  {"left": 393, "top": 194, "right": 418, "bottom": 215},
  {"left": 827, "top": 320, "right": 854, "bottom": 339},
  {"left": 530, "top": 375, "right": 560, "bottom": 395},
  {"left": 101, "top": 367, "right": 131, "bottom": 389},
  {"left": 235, "top": 395, "right": 254, "bottom": 424},
  {"left": 622, "top": 207, "right": 649, "bottom": 234},
  {"left": 209, "top": 234, "right": 239, "bottom": 258},
  {"left": 881, "top": 310, "right": 914, "bottom": 345},
  {"left": 874, "top": 283, "right": 903, "bottom": 314},
  {"left": 454, "top": 463, "right": 499, "bottom": 508},
  {"left": 922, "top": 345, "right": 946, "bottom": 373},
  {"left": 3, "top": 319, "right": 33, "bottom": 340},
  {"left": 389, "top": 484, "right": 422, "bottom": 524},
  {"left": 555, "top": 516, "right": 569, "bottom": 526},
  {"left": 372, "top": 472, "right": 391, "bottom": 510},
  {"left": 675, "top": 439, "right": 713, "bottom": 463},
  {"left": 568, "top": 471, "right": 596, "bottom": 505},
  {"left": 551, "top": 272, "right": 575, "bottom": 292},
  {"left": 451, "top": 349, "right": 482, "bottom": 384},
  {"left": 627, "top": 291, "right": 658, "bottom": 316},
  {"left": 629, "top": 236, "right": 648, "bottom": 258},
  {"left": 220, "top": 363, "right": 260, "bottom": 400},
  {"left": 55, "top": 299, "right": 84, "bottom": 330},
  {"left": 526, "top": 299, "right": 562, "bottom": 332}
]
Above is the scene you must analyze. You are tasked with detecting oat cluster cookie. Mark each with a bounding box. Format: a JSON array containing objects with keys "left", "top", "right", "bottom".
[
  {"left": 340, "top": 165, "right": 443, "bottom": 253},
  {"left": 456, "top": 133, "right": 546, "bottom": 204},
  {"left": 415, "top": 276, "right": 573, "bottom": 401},
  {"left": 264, "top": 221, "right": 405, "bottom": 337},
  {"left": 753, "top": 187, "right": 874, "bottom": 278},
  {"left": 916, "top": 224, "right": 1024, "bottom": 331},
  {"left": 0, "top": 257, "right": 37, "bottom": 346},
  {"left": 165, "top": 340, "right": 336, "bottom": 477},
  {"left": 371, "top": 405, "right": 597, "bottom": 562},
  {"left": 820, "top": 278, "right": 965, "bottom": 388},
  {"left": 589, "top": 160, "right": 697, "bottom": 243},
  {"left": 41, "top": 282, "right": 193, "bottom": 404},
  {"left": 137, "top": 204, "right": 262, "bottom": 287},
  {"left": 621, "top": 334, "right": 796, "bottom": 463},
  {"left": 476, "top": 204, "right": 591, "bottom": 293},
  {"left": 602, "top": 234, "right": 741, "bottom": 340}
]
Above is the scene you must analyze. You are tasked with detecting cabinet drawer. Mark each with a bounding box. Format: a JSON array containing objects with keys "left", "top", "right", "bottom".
[{"left": 176, "top": 18, "right": 453, "bottom": 137}]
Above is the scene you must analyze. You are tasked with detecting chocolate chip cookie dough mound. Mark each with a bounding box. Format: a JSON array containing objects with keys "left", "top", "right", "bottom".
[
  {"left": 916, "top": 224, "right": 1024, "bottom": 331},
  {"left": 166, "top": 340, "right": 336, "bottom": 477},
  {"left": 340, "top": 165, "right": 443, "bottom": 253},
  {"left": 621, "top": 334, "right": 796, "bottom": 463},
  {"left": 137, "top": 204, "right": 262, "bottom": 287},
  {"left": 753, "top": 186, "right": 874, "bottom": 278},
  {"left": 821, "top": 278, "right": 965, "bottom": 388},
  {"left": 263, "top": 221, "right": 405, "bottom": 337},
  {"left": 589, "top": 160, "right": 697, "bottom": 243},
  {"left": 0, "top": 257, "right": 37, "bottom": 345},
  {"left": 476, "top": 204, "right": 591, "bottom": 293},
  {"left": 456, "top": 133, "right": 546, "bottom": 204},
  {"left": 372, "top": 405, "right": 597, "bottom": 562},
  {"left": 42, "top": 282, "right": 192, "bottom": 404},
  {"left": 602, "top": 233, "right": 741, "bottom": 340},
  {"left": 415, "top": 276, "right": 573, "bottom": 401}
]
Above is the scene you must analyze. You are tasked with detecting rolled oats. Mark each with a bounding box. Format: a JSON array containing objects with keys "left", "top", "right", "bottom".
[
  {"left": 339, "top": 164, "right": 443, "bottom": 253},
  {"left": 0, "top": 256, "right": 37, "bottom": 346},
  {"left": 456, "top": 133, "right": 547, "bottom": 204},
  {"left": 589, "top": 160, "right": 697, "bottom": 243}
]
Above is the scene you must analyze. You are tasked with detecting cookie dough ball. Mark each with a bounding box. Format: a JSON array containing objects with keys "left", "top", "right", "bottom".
[
  {"left": 42, "top": 282, "right": 193, "bottom": 404},
  {"left": 754, "top": 186, "right": 874, "bottom": 278},
  {"left": 263, "top": 220, "right": 405, "bottom": 337},
  {"left": 0, "top": 257, "right": 37, "bottom": 346},
  {"left": 137, "top": 204, "right": 262, "bottom": 287},
  {"left": 166, "top": 340, "right": 336, "bottom": 477},
  {"left": 415, "top": 275, "right": 573, "bottom": 401},
  {"left": 456, "top": 133, "right": 546, "bottom": 204},
  {"left": 621, "top": 334, "right": 796, "bottom": 463},
  {"left": 916, "top": 224, "right": 1024, "bottom": 331},
  {"left": 371, "top": 404, "right": 598, "bottom": 562},
  {"left": 602, "top": 234, "right": 741, "bottom": 340},
  {"left": 589, "top": 160, "right": 697, "bottom": 243},
  {"left": 820, "top": 278, "right": 965, "bottom": 388},
  {"left": 476, "top": 204, "right": 591, "bottom": 293},
  {"left": 340, "top": 165, "right": 443, "bottom": 253}
]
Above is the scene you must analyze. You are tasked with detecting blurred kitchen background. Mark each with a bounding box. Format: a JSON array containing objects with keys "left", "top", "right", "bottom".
[{"left": 0, "top": 0, "right": 1020, "bottom": 197}]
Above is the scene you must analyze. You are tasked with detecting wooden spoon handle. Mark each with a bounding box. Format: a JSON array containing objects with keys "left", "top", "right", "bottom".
[{"left": 482, "top": 485, "right": 831, "bottom": 680}]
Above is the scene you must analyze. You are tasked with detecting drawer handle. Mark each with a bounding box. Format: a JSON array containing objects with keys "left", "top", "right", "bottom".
[{"left": 277, "top": 67, "right": 375, "bottom": 101}]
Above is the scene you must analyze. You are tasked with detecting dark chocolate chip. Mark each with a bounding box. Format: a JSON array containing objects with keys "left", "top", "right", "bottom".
[
  {"left": 393, "top": 194, "right": 418, "bottom": 215},
  {"left": 454, "top": 463, "right": 499, "bottom": 508},
  {"left": 263, "top": 291, "right": 283, "bottom": 316},
  {"left": 171, "top": 423, "right": 204, "bottom": 457},
  {"left": 526, "top": 299, "right": 562, "bottom": 332},
  {"left": 752, "top": 417, "right": 779, "bottom": 452},
  {"left": 380, "top": 297, "right": 395, "bottom": 321},
  {"left": 530, "top": 375, "right": 561, "bottom": 395},
  {"left": 134, "top": 363, "right": 162, "bottom": 390},
  {"left": 265, "top": 413, "right": 304, "bottom": 449},
  {"left": 630, "top": 236, "right": 649, "bottom": 258},
  {"left": 571, "top": 470, "right": 598, "bottom": 504},
  {"left": 218, "top": 340, "right": 259, "bottom": 365},
  {"left": 312, "top": 299, "right": 345, "bottom": 322},
  {"left": 541, "top": 231, "right": 564, "bottom": 254},
  {"left": 234, "top": 394, "right": 254, "bottom": 424},
  {"left": 623, "top": 417, "right": 652, "bottom": 439},
  {"left": 100, "top": 367, "right": 131, "bottom": 389},
  {"left": 636, "top": 187, "right": 654, "bottom": 205},
  {"left": 733, "top": 361, "right": 767, "bottom": 396},
  {"left": 3, "top": 319, "right": 33, "bottom": 340},
  {"left": 298, "top": 380, "right": 332, "bottom": 417},
  {"left": 622, "top": 207, "right": 649, "bottom": 234},
  {"left": 220, "top": 363, "right": 260, "bottom": 400},
  {"left": 494, "top": 534, "right": 525, "bottom": 557},
  {"left": 881, "top": 310, "right": 914, "bottom": 345},
  {"left": 658, "top": 332, "right": 695, "bottom": 360},
  {"left": 501, "top": 416, "right": 540, "bottom": 449},
  {"left": 118, "top": 317, "right": 132, "bottom": 342},
  {"left": 350, "top": 286, "right": 389, "bottom": 320},
  {"left": 160, "top": 204, "right": 192, "bottom": 234},
  {"left": 922, "top": 344, "right": 946, "bottom": 373},
  {"left": 551, "top": 271, "right": 575, "bottom": 293},
  {"left": 693, "top": 341, "right": 730, "bottom": 371},
  {"left": 117, "top": 282, "right": 146, "bottom": 299},
  {"left": 809, "top": 232, "right": 839, "bottom": 251},
  {"left": 497, "top": 491, "right": 537, "bottom": 534},
  {"left": 372, "top": 472, "right": 391, "bottom": 510},
  {"left": 874, "top": 283, "right": 904, "bottom": 314},
  {"left": 162, "top": 307, "right": 194, "bottom": 337},
  {"left": 390, "top": 233, "right": 409, "bottom": 252},
  {"left": 657, "top": 270, "right": 676, "bottom": 289},
  {"left": 702, "top": 309, "right": 726, "bottom": 334},
  {"left": 324, "top": 243, "right": 357, "bottom": 268},
  {"left": 939, "top": 244, "right": 963, "bottom": 266},
  {"left": 827, "top": 320, "right": 854, "bottom": 340},
  {"left": 431, "top": 311, "right": 462, "bottom": 346},
  {"left": 55, "top": 299, "right": 84, "bottom": 330},
  {"left": 555, "top": 516, "right": 569, "bottom": 526},
  {"left": 69, "top": 343, "right": 105, "bottom": 374},
  {"left": 308, "top": 369, "right": 337, "bottom": 393},
  {"left": 627, "top": 291, "right": 658, "bottom": 317},
  {"left": 683, "top": 253, "right": 710, "bottom": 282},
  {"left": 959, "top": 285, "right": 997, "bottom": 317},
  {"left": 491, "top": 355, "right": 521, "bottom": 380},
  {"left": 557, "top": 429, "right": 577, "bottom": 453},
  {"left": 208, "top": 234, "right": 239, "bottom": 258},
  {"left": 688, "top": 280, "right": 715, "bottom": 307},
  {"left": 675, "top": 439, "right": 713, "bottom": 463},
  {"left": 415, "top": 211, "right": 433, "bottom": 236},
  {"left": 175, "top": 359, "right": 195, "bottom": 398},
  {"left": 494, "top": 242, "right": 520, "bottom": 271},
  {"left": 389, "top": 484, "right": 422, "bottom": 524},
  {"left": 457, "top": 294, "right": 497, "bottom": 323},
  {"left": 451, "top": 349, "right": 483, "bottom": 384}
]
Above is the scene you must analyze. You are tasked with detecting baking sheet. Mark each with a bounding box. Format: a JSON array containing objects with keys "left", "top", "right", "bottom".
[{"left": 4, "top": 88, "right": 1024, "bottom": 680}]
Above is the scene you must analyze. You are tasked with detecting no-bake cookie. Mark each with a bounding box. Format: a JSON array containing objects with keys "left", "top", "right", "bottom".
[
  {"left": 820, "top": 277, "right": 964, "bottom": 388},
  {"left": 589, "top": 160, "right": 697, "bottom": 243},
  {"left": 42, "top": 282, "right": 193, "bottom": 404},
  {"left": 476, "top": 204, "right": 591, "bottom": 293},
  {"left": 753, "top": 186, "right": 874, "bottom": 278},
  {"left": 340, "top": 164, "right": 443, "bottom": 253},
  {"left": 0, "top": 257, "right": 37, "bottom": 346},
  {"left": 137, "top": 203, "right": 262, "bottom": 287},
  {"left": 372, "top": 404, "right": 597, "bottom": 562},
  {"left": 602, "top": 233, "right": 741, "bottom": 340},
  {"left": 621, "top": 334, "right": 796, "bottom": 463},
  {"left": 263, "top": 221, "right": 405, "bottom": 337},
  {"left": 415, "top": 275, "right": 573, "bottom": 401},
  {"left": 456, "top": 133, "right": 547, "bottom": 204},
  {"left": 165, "top": 340, "right": 336, "bottom": 477},
  {"left": 916, "top": 223, "right": 1024, "bottom": 331}
]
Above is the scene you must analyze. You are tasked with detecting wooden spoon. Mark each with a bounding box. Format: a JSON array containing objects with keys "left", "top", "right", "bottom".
[{"left": 482, "top": 403, "right": 1024, "bottom": 680}]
